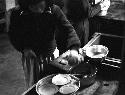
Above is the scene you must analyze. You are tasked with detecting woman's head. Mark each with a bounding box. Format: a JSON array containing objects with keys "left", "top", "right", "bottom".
[
  {"left": 18, "top": 0, "right": 53, "bottom": 11},
  {"left": 65, "top": 0, "right": 89, "bottom": 22}
]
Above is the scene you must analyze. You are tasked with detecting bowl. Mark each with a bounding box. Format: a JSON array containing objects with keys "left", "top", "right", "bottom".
[
  {"left": 59, "top": 84, "right": 79, "bottom": 94},
  {"left": 52, "top": 74, "right": 71, "bottom": 85}
]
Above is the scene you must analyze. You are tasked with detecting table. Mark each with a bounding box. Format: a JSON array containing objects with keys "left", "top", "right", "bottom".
[{"left": 21, "top": 73, "right": 120, "bottom": 95}]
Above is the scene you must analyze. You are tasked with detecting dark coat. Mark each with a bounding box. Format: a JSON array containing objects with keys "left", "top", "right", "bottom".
[{"left": 8, "top": 5, "right": 81, "bottom": 56}]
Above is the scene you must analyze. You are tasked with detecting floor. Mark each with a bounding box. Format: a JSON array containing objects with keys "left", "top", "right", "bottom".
[{"left": 0, "top": 33, "right": 27, "bottom": 95}]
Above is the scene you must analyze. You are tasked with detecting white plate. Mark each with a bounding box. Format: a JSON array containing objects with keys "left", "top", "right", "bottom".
[
  {"left": 59, "top": 84, "right": 79, "bottom": 94},
  {"left": 52, "top": 74, "right": 71, "bottom": 85}
]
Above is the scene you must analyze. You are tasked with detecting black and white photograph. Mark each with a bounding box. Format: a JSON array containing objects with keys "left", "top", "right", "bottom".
[{"left": 0, "top": 0, "right": 125, "bottom": 95}]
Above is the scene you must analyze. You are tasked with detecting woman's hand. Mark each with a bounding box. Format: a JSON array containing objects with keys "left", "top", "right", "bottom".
[
  {"left": 60, "top": 50, "right": 84, "bottom": 65},
  {"left": 70, "top": 50, "right": 84, "bottom": 62}
]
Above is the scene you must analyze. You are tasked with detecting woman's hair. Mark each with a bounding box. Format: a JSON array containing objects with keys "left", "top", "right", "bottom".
[
  {"left": 18, "top": 0, "right": 53, "bottom": 10},
  {"left": 53, "top": 0, "right": 64, "bottom": 9},
  {"left": 66, "top": 0, "right": 89, "bottom": 22}
]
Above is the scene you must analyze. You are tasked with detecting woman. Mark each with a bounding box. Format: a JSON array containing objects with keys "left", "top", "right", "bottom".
[
  {"left": 8, "top": 0, "right": 82, "bottom": 88},
  {"left": 62, "top": 0, "right": 108, "bottom": 47}
]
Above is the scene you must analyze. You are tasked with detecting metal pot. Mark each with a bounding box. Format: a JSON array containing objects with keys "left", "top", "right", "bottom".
[
  {"left": 85, "top": 45, "right": 109, "bottom": 59},
  {"left": 70, "top": 63, "right": 97, "bottom": 87}
]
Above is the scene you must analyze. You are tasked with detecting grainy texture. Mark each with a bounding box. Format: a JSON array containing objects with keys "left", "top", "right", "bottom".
[{"left": 0, "top": 33, "right": 26, "bottom": 95}]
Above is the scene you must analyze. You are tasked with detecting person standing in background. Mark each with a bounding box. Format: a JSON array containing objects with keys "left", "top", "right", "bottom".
[{"left": 54, "top": 0, "right": 110, "bottom": 48}]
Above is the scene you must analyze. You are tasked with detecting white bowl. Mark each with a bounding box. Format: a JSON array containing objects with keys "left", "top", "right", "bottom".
[{"left": 52, "top": 74, "right": 71, "bottom": 85}]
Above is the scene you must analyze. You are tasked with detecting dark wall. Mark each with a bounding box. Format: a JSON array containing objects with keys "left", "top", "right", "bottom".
[{"left": 89, "top": 16, "right": 125, "bottom": 38}]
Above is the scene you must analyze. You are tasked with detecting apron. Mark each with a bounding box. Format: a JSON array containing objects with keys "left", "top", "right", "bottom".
[{"left": 21, "top": 49, "right": 55, "bottom": 89}]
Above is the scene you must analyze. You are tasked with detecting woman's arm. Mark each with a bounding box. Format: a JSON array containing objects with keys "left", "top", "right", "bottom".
[{"left": 52, "top": 5, "right": 81, "bottom": 54}]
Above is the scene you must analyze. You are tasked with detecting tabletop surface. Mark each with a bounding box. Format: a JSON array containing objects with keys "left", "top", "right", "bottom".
[{"left": 22, "top": 73, "right": 120, "bottom": 95}]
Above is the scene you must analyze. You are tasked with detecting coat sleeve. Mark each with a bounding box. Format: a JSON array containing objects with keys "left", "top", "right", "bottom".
[
  {"left": 52, "top": 5, "right": 81, "bottom": 54},
  {"left": 82, "top": 0, "right": 101, "bottom": 18}
]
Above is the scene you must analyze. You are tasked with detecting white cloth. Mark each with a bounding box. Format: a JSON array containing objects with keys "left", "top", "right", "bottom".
[{"left": 99, "top": 0, "right": 111, "bottom": 16}]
